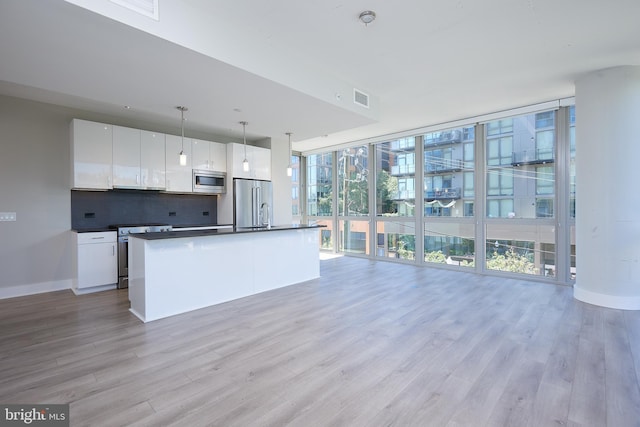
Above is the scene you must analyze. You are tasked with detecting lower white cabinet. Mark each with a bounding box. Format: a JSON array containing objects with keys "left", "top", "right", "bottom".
[{"left": 73, "top": 231, "right": 117, "bottom": 294}]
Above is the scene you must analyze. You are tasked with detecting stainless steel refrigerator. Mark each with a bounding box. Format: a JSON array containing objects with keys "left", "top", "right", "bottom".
[{"left": 233, "top": 178, "right": 273, "bottom": 228}]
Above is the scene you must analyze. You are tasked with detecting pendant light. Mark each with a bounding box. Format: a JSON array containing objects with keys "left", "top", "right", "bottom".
[
  {"left": 177, "top": 106, "right": 188, "bottom": 166},
  {"left": 240, "top": 121, "right": 249, "bottom": 172},
  {"left": 286, "top": 132, "right": 293, "bottom": 177}
]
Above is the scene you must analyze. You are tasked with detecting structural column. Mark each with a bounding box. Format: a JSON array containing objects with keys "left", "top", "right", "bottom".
[{"left": 574, "top": 66, "right": 640, "bottom": 309}]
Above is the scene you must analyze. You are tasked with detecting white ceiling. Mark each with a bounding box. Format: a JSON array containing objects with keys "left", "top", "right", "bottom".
[{"left": 1, "top": 0, "right": 639, "bottom": 153}]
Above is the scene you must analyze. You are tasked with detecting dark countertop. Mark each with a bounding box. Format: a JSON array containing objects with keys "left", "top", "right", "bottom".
[
  {"left": 129, "top": 223, "right": 326, "bottom": 241},
  {"left": 72, "top": 224, "right": 233, "bottom": 233}
]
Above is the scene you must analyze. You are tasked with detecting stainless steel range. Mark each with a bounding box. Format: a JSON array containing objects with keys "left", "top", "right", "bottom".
[{"left": 111, "top": 224, "right": 172, "bottom": 289}]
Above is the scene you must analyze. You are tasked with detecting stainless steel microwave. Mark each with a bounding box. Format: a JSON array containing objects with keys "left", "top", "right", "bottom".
[{"left": 193, "top": 169, "right": 226, "bottom": 194}]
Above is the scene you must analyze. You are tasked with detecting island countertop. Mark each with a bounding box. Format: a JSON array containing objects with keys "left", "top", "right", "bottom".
[{"left": 131, "top": 223, "right": 325, "bottom": 240}]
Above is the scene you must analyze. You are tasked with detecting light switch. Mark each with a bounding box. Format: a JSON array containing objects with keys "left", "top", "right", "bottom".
[{"left": 0, "top": 212, "right": 16, "bottom": 221}]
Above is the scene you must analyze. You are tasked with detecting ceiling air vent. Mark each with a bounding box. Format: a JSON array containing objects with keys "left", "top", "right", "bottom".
[
  {"left": 353, "top": 89, "right": 370, "bottom": 109},
  {"left": 110, "top": 0, "right": 159, "bottom": 21}
]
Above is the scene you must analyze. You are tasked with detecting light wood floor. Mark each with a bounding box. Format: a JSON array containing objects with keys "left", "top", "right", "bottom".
[{"left": 2, "top": 256, "right": 640, "bottom": 426}]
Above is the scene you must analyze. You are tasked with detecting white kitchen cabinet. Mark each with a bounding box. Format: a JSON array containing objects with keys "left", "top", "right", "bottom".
[
  {"left": 192, "top": 139, "right": 227, "bottom": 172},
  {"left": 73, "top": 231, "right": 117, "bottom": 294},
  {"left": 113, "top": 126, "right": 166, "bottom": 189},
  {"left": 165, "top": 134, "right": 192, "bottom": 192},
  {"left": 141, "top": 130, "right": 166, "bottom": 189},
  {"left": 228, "top": 142, "right": 271, "bottom": 180},
  {"left": 113, "top": 125, "right": 141, "bottom": 188},
  {"left": 71, "top": 119, "right": 113, "bottom": 189}
]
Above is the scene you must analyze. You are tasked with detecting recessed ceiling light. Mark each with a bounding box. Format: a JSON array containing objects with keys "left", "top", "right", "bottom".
[
  {"left": 233, "top": 108, "right": 242, "bottom": 113},
  {"left": 359, "top": 10, "right": 376, "bottom": 25},
  {"left": 124, "top": 105, "right": 131, "bottom": 110}
]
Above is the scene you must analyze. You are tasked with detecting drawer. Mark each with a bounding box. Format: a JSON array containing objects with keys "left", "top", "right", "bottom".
[{"left": 76, "top": 231, "right": 117, "bottom": 244}]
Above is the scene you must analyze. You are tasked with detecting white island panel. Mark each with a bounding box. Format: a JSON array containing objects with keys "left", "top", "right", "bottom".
[{"left": 129, "top": 228, "right": 320, "bottom": 322}]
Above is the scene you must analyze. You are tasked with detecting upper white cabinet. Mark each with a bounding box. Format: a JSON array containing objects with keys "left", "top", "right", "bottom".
[
  {"left": 71, "top": 119, "right": 113, "bottom": 189},
  {"left": 113, "top": 126, "right": 141, "bottom": 188},
  {"left": 192, "top": 139, "right": 227, "bottom": 172},
  {"left": 141, "top": 131, "right": 166, "bottom": 189},
  {"left": 113, "top": 126, "right": 166, "bottom": 190},
  {"left": 228, "top": 142, "right": 271, "bottom": 180},
  {"left": 165, "top": 134, "right": 192, "bottom": 193}
]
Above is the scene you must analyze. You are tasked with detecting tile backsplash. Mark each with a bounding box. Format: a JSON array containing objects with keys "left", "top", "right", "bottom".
[{"left": 71, "top": 190, "right": 218, "bottom": 230}]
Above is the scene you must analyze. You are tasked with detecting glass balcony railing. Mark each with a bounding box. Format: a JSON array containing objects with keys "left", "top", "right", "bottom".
[
  {"left": 425, "top": 187, "right": 461, "bottom": 200},
  {"left": 512, "top": 149, "right": 554, "bottom": 166},
  {"left": 425, "top": 159, "right": 464, "bottom": 173},
  {"left": 424, "top": 130, "right": 462, "bottom": 146}
]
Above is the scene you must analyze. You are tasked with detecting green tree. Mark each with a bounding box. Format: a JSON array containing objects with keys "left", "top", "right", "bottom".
[
  {"left": 377, "top": 170, "right": 398, "bottom": 215},
  {"left": 425, "top": 250, "right": 447, "bottom": 263},
  {"left": 485, "top": 248, "right": 537, "bottom": 274}
]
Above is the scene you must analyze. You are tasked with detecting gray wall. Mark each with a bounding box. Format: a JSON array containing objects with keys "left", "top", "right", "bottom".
[{"left": 0, "top": 95, "right": 75, "bottom": 295}]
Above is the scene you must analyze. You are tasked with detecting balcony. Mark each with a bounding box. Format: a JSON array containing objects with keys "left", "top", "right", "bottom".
[
  {"left": 424, "top": 130, "right": 462, "bottom": 146},
  {"left": 425, "top": 187, "right": 461, "bottom": 200},
  {"left": 425, "top": 158, "right": 464, "bottom": 174},
  {"left": 512, "top": 149, "right": 555, "bottom": 166}
]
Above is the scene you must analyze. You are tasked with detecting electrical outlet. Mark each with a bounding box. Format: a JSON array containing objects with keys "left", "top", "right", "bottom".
[{"left": 0, "top": 212, "right": 16, "bottom": 221}]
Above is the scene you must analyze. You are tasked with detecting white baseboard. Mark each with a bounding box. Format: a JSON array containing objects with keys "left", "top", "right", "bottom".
[
  {"left": 72, "top": 284, "right": 117, "bottom": 295},
  {"left": 0, "top": 279, "right": 72, "bottom": 300},
  {"left": 574, "top": 284, "right": 640, "bottom": 310}
]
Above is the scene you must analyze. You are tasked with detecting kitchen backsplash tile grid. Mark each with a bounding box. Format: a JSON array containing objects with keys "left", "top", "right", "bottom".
[{"left": 71, "top": 190, "right": 218, "bottom": 230}]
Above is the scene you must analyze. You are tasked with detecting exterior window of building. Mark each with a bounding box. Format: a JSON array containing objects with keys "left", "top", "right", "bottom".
[
  {"left": 487, "top": 118, "right": 513, "bottom": 136},
  {"left": 487, "top": 136, "right": 513, "bottom": 166},
  {"left": 463, "top": 171, "right": 474, "bottom": 198},
  {"left": 463, "top": 142, "right": 474, "bottom": 169},
  {"left": 487, "top": 199, "right": 514, "bottom": 218},
  {"left": 464, "top": 201, "right": 474, "bottom": 217},
  {"left": 487, "top": 171, "right": 513, "bottom": 197},
  {"left": 463, "top": 127, "right": 475, "bottom": 141}
]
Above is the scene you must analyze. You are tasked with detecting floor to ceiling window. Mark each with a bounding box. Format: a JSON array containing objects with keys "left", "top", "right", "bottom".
[
  {"left": 338, "top": 146, "right": 370, "bottom": 255},
  {"left": 484, "top": 110, "right": 557, "bottom": 276},
  {"left": 424, "top": 126, "right": 476, "bottom": 267},
  {"left": 302, "top": 102, "right": 575, "bottom": 285},
  {"left": 375, "top": 137, "right": 416, "bottom": 261}
]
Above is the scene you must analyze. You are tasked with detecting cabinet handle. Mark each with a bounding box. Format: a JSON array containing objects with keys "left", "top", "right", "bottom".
[
  {"left": 136, "top": 174, "right": 140, "bottom": 184},
  {"left": 112, "top": 245, "right": 115, "bottom": 256},
  {"left": 91, "top": 237, "right": 105, "bottom": 240}
]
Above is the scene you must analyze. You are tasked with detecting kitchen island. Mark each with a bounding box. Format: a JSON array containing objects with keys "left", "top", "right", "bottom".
[{"left": 127, "top": 224, "right": 323, "bottom": 322}]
